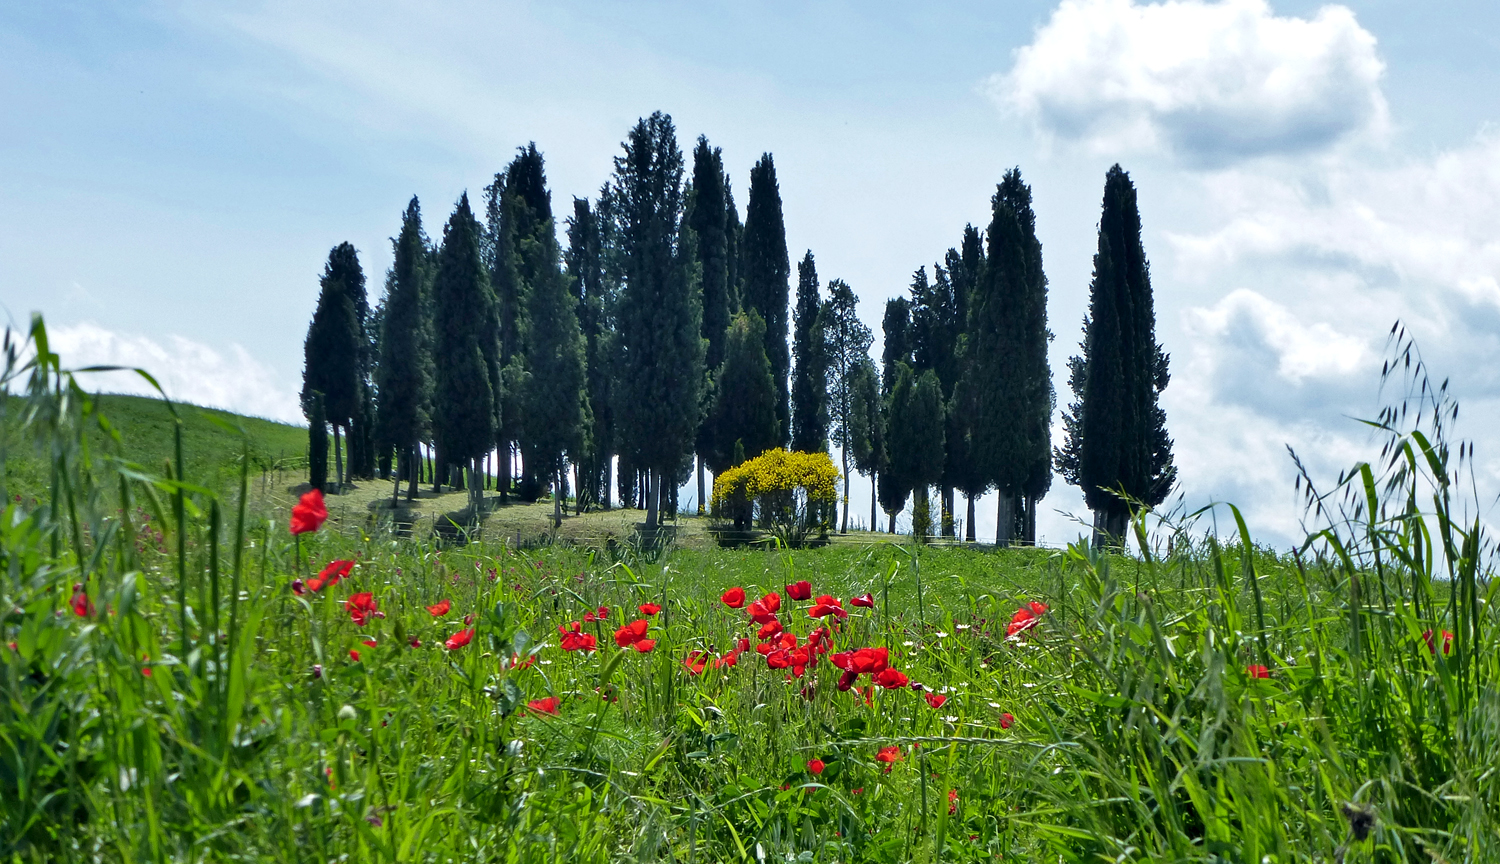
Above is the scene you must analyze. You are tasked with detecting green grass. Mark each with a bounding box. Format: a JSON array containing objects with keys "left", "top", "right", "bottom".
[{"left": 3, "top": 322, "right": 1498, "bottom": 862}]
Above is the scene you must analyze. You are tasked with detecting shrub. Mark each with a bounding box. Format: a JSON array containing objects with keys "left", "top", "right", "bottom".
[{"left": 710, "top": 448, "right": 838, "bottom": 544}]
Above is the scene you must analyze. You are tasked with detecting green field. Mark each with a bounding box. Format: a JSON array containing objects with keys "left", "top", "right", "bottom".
[{"left": 2, "top": 359, "right": 1497, "bottom": 862}]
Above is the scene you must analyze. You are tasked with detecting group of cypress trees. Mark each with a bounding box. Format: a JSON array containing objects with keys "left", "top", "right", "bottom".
[{"left": 300, "top": 107, "right": 1173, "bottom": 546}]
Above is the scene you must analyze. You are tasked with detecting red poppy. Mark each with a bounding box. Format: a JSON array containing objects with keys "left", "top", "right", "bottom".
[
  {"left": 639, "top": 603, "right": 661, "bottom": 616},
  {"left": 999, "top": 712, "right": 1015, "bottom": 729},
  {"left": 582, "top": 611, "right": 596, "bottom": 622},
  {"left": 425, "top": 599, "right": 452, "bottom": 617},
  {"left": 307, "top": 559, "right": 354, "bottom": 592},
  {"left": 875, "top": 746, "right": 902, "bottom": 771},
  {"left": 290, "top": 579, "right": 306, "bottom": 596},
  {"left": 837, "top": 669, "right": 858, "bottom": 691},
  {"left": 633, "top": 639, "right": 656, "bottom": 653},
  {"left": 140, "top": 653, "right": 152, "bottom": 677},
  {"left": 850, "top": 593, "right": 875, "bottom": 608},
  {"left": 748, "top": 599, "right": 778, "bottom": 624},
  {"left": 1423, "top": 629, "right": 1454, "bottom": 655},
  {"left": 721, "top": 587, "right": 746, "bottom": 608},
  {"left": 445, "top": 628, "right": 474, "bottom": 650},
  {"left": 925, "top": 692, "right": 947, "bottom": 709},
  {"left": 861, "top": 686, "right": 874, "bottom": 707},
  {"left": 614, "top": 618, "right": 650, "bottom": 648},
  {"left": 736, "top": 637, "right": 751, "bottom": 653},
  {"left": 712, "top": 648, "right": 740, "bottom": 668},
  {"left": 786, "top": 581, "right": 812, "bottom": 601},
  {"left": 832, "top": 646, "right": 889, "bottom": 675},
  {"left": 683, "top": 651, "right": 709, "bottom": 675},
  {"left": 1006, "top": 601, "right": 1049, "bottom": 638},
  {"left": 362, "top": 639, "right": 378, "bottom": 648},
  {"left": 596, "top": 606, "right": 609, "bottom": 620},
  {"left": 807, "top": 759, "right": 825, "bottom": 775},
  {"left": 463, "top": 613, "right": 473, "bottom": 625},
  {"left": 347, "top": 592, "right": 378, "bottom": 626},
  {"left": 761, "top": 592, "right": 782, "bottom": 613},
  {"left": 809, "top": 596, "right": 846, "bottom": 619},
  {"left": 755, "top": 642, "right": 774, "bottom": 656},
  {"left": 948, "top": 788, "right": 958, "bottom": 815},
  {"left": 69, "top": 584, "right": 93, "bottom": 618},
  {"left": 289, "top": 489, "right": 328, "bottom": 535},
  {"left": 1246, "top": 664, "right": 1271, "bottom": 679},
  {"left": 349, "top": 649, "right": 361, "bottom": 662},
  {"left": 527, "top": 696, "right": 560, "bottom": 715},
  {"left": 873, "top": 668, "right": 909, "bottom": 689},
  {"left": 409, "top": 637, "right": 421, "bottom": 648},
  {"left": 558, "top": 622, "right": 598, "bottom": 652},
  {"left": 757, "top": 619, "right": 784, "bottom": 639}
]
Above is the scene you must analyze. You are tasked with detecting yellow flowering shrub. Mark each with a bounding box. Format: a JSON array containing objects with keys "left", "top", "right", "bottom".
[{"left": 711, "top": 449, "right": 839, "bottom": 544}]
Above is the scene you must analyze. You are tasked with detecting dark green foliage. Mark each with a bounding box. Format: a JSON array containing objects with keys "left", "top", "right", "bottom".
[
  {"left": 375, "top": 197, "right": 434, "bottom": 500},
  {"left": 905, "top": 369, "right": 947, "bottom": 538},
  {"left": 741, "top": 154, "right": 790, "bottom": 445},
  {"left": 724, "top": 178, "right": 743, "bottom": 314},
  {"left": 877, "top": 362, "right": 914, "bottom": 528},
  {"left": 790, "top": 251, "right": 828, "bottom": 454},
  {"left": 822, "top": 278, "right": 873, "bottom": 531},
  {"left": 945, "top": 226, "right": 989, "bottom": 508},
  {"left": 688, "top": 138, "right": 732, "bottom": 375},
  {"left": 566, "top": 196, "right": 615, "bottom": 511},
  {"left": 704, "top": 311, "right": 779, "bottom": 474},
  {"left": 909, "top": 265, "right": 962, "bottom": 393},
  {"left": 609, "top": 112, "right": 705, "bottom": 528},
  {"left": 846, "top": 355, "right": 881, "bottom": 531},
  {"left": 301, "top": 243, "right": 363, "bottom": 427},
  {"left": 880, "top": 297, "right": 912, "bottom": 396},
  {"left": 969, "top": 169, "right": 1052, "bottom": 543},
  {"left": 306, "top": 390, "right": 327, "bottom": 491},
  {"left": 1057, "top": 165, "right": 1175, "bottom": 541},
  {"left": 432, "top": 193, "right": 496, "bottom": 477}
]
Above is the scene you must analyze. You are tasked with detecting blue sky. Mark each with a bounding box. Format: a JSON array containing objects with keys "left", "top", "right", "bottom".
[{"left": 4, "top": 0, "right": 1500, "bottom": 547}]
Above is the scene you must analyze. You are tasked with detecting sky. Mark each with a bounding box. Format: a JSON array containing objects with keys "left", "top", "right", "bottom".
[{"left": 3, "top": 0, "right": 1499, "bottom": 549}]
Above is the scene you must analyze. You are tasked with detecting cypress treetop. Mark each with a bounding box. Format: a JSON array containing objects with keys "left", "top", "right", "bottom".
[
  {"left": 375, "top": 197, "right": 434, "bottom": 499},
  {"left": 790, "top": 251, "right": 828, "bottom": 453},
  {"left": 431, "top": 193, "right": 497, "bottom": 472},
  {"left": 741, "top": 154, "right": 791, "bottom": 445}
]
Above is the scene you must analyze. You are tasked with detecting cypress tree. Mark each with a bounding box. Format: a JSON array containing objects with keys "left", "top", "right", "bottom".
[
  {"left": 704, "top": 310, "right": 779, "bottom": 475},
  {"left": 790, "top": 251, "right": 828, "bottom": 454},
  {"left": 822, "top": 279, "right": 874, "bottom": 532},
  {"left": 725, "top": 177, "right": 743, "bottom": 313},
  {"left": 908, "top": 263, "right": 963, "bottom": 535},
  {"left": 904, "top": 369, "right": 946, "bottom": 541},
  {"left": 302, "top": 242, "right": 363, "bottom": 491},
  {"left": 845, "top": 355, "right": 881, "bottom": 532},
  {"left": 514, "top": 151, "right": 591, "bottom": 530},
  {"left": 877, "top": 362, "right": 914, "bottom": 533},
  {"left": 948, "top": 226, "right": 988, "bottom": 541},
  {"left": 880, "top": 298, "right": 912, "bottom": 396},
  {"left": 566, "top": 196, "right": 616, "bottom": 512},
  {"left": 687, "top": 138, "right": 731, "bottom": 513},
  {"left": 432, "top": 193, "right": 497, "bottom": 512},
  {"left": 1056, "top": 165, "right": 1174, "bottom": 545},
  {"left": 609, "top": 112, "right": 705, "bottom": 531},
  {"left": 307, "top": 390, "right": 328, "bottom": 492},
  {"left": 375, "top": 197, "right": 433, "bottom": 503},
  {"left": 741, "top": 154, "right": 791, "bottom": 445}
]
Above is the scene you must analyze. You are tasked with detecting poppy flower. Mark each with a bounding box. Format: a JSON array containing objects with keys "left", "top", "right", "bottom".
[
  {"left": 1422, "top": 629, "right": 1454, "bottom": 655},
  {"left": 760, "top": 592, "right": 782, "bottom": 613},
  {"left": 445, "top": 628, "right": 474, "bottom": 650},
  {"left": 70, "top": 584, "right": 93, "bottom": 618},
  {"left": 873, "top": 668, "right": 909, "bottom": 689},
  {"left": 290, "top": 579, "right": 306, "bottom": 596},
  {"left": 948, "top": 789, "right": 958, "bottom": 815},
  {"left": 289, "top": 489, "right": 328, "bottom": 535},
  {"left": 713, "top": 648, "right": 739, "bottom": 668},
  {"left": 593, "top": 606, "right": 608, "bottom": 620},
  {"left": 875, "top": 746, "right": 902, "bottom": 771},
  {"left": 1006, "top": 601, "right": 1049, "bottom": 638},
  {"left": 736, "top": 638, "right": 751, "bottom": 653},
  {"left": 809, "top": 596, "right": 846, "bottom": 619},
  {"left": 757, "top": 619, "right": 784, "bottom": 640},
  {"left": 425, "top": 599, "right": 452, "bottom": 617},
  {"left": 633, "top": 639, "right": 656, "bottom": 653},
  {"left": 721, "top": 587, "right": 746, "bottom": 608},
  {"left": 748, "top": 600, "right": 778, "bottom": 624},
  {"left": 582, "top": 611, "right": 596, "bottom": 622},
  {"left": 1247, "top": 664, "right": 1271, "bottom": 679},
  {"left": 925, "top": 692, "right": 947, "bottom": 709},
  {"left": 349, "top": 649, "right": 361, "bottom": 662},
  {"left": 409, "top": 637, "right": 421, "bottom": 648},
  {"left": 347, "top": 592, "right": 378, "bottom": 626},
  {"left": 683, "top": 651, "right": 709, "bottom": 675},
  {"left": 558, "top": 622, "right": 598, "bottom": 652},
  {"left": 527, "top": 696, "right": 560, "bottom": 715},
  {"left": 837, "top": 669, "right": 858, "bottom": 691},
  {"left": 614, "top": 618, "right": 650, "bottom": 648},
  {"left": 755, "top": 642, "right": 774, "bottom": 656},
  {"left": 140, "top": 654, "right": 152, "bottom": 677},
  {"left": 639, "top": 603, "right": 661, "bottom": 616},
  {"left": 362, "top": 639, "right": 378, "bottom": 648},
  {"left": 807, "top": 759, "right": 825, "bottom": 775},
  {"left": 850, "top": 593, "right": 875, "bottom": 608},
  {"left": 463, "top": 614, "right": 473, "bottom": 626},
  {"left": 999, "top": 712, "right": 1015, "bottom": 729},
  {"left": 306, "top": 559, "right": 354, "bottom": 592},
  {"left": 786, "top": 581, "right": 812, "bottom": 601}
]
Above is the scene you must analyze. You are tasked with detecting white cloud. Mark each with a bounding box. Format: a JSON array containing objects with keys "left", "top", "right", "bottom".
[
  {"left": 991, "top": 0, "right": 1388, "bottom": 164},
  {"left": 1185, "top": 288, "right": 1370, "bottom": 384},
  {"left": 43, "top": 322, "right": 303, "bottom": 424}
]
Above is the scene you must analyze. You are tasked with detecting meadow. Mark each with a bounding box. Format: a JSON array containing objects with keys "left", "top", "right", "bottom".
[{"left": 2, "top": 324, "right": 1497, "bottom": 863}]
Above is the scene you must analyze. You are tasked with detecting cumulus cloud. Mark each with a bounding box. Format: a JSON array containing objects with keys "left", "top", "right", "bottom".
[
  {"left": 991, "top": 0, "right": 1388, "bottom": 164},
  {"left": 42, "top": 322, "right": 303, "bottom": 424}
]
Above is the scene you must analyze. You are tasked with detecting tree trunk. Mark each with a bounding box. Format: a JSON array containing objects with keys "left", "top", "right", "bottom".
[
  {"left": 996, "top": 491, "right": 1015, "bottom": 547},
  {"left": 941, "top": 486, "right": 955, "bottom": 538},
  {"left": 333, "top": 425, "right": 345, "bottom": 493},
  {"left": 870, "top": 473, "right": 878, "bottom": 533},
  {"left": 645, "top": 470, "right": 660, "bottom": 530},
  {"left": 1092, "top": 509, "right": 1128, "bottom": 550},
  {"left": 965, "top": 493, "right": 976, "bottom": 543},
  {"left": 553, "top": 468, "right": 563, "bottom": 529},
  {"left": 696, "top": 456, "right": 706, "bottom": 516},
  {"left": 406, "top": 445, "right": 419, "bottom": 500},
  {"left": 498, "top": 443, "right": 509, "bottom": 502},
  {"left": 1025, "top": 495, "right": 1037, "bottom": 544},
  {"left": 887, "top": 510, "right": 896, "bottom": 534},
  {"left": 840, "top": 447, "right": 851, "bottom": 533}
]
